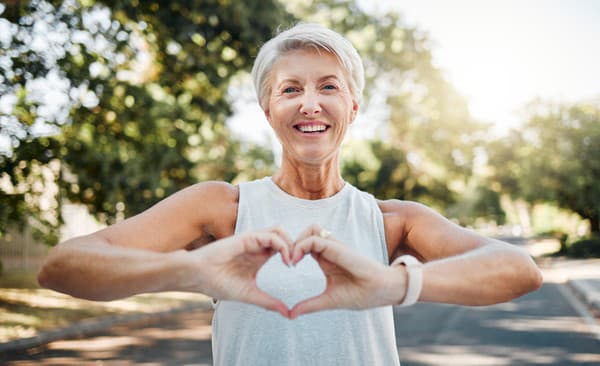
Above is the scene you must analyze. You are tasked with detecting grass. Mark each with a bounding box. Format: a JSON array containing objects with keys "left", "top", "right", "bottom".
[
  {"left": 0, "top": 270, "right": 40, "bottom": 289},
  {"left": 0, "top": 270, "right": 210, "bottom": 343}
]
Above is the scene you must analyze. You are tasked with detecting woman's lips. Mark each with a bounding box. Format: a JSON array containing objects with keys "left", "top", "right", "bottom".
[{"left": 293, "top": 121, "right": 330, "bottom": 134}]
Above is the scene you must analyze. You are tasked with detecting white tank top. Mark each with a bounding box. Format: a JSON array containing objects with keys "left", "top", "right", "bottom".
[{"left": 211, "top": 177, "right": 401, "bottom": 366}]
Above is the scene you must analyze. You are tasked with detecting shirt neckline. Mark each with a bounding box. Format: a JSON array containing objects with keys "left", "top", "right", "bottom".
[{"left": 265, "top": 176, "right": 351, "bottom": 208}]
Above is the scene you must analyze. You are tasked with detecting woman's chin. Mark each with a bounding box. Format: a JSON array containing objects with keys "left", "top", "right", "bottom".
[{"left": 285, "top": 149, "right": 338, "bottom": 166}]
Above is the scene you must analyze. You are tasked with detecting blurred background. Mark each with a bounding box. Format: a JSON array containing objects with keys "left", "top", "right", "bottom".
[
  {"left": 1, "top": 0, "right": 600, "bottom": 362},
  {"left": 1, "top": 0, "right": 598, "bottom": 261}
]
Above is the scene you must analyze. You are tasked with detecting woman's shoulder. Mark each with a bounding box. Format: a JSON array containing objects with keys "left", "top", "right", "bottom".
[
  {"left": 377, "top": 198, "right": 430, "bottom": 217},
  {"left": 193, "top": 181, "right": 239, "bottom": 201},
  {"left": 376, "top": 199, "right": 442, "bottom": 258},
  {"left": 185, "top": 181, "right": 239, "bottom": 239}
]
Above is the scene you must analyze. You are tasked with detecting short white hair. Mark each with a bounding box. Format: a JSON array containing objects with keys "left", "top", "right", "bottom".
[{"left": 251, "top": 23, "right": 365, "bottom": 110}]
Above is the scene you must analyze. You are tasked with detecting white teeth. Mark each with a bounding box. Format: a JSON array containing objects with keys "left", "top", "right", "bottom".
[{"left": 298, "top": 125, "right": 327, "bottom": 133}]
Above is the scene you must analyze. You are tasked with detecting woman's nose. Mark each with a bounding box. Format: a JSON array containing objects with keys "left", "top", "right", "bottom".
[{"left": 299, "top": 91, "right": 322, "bottom": 117}]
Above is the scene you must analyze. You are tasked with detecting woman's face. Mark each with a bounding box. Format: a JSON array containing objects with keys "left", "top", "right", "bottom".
[{"left": 265, "top": 48, "right": 359, "bottom": 165}]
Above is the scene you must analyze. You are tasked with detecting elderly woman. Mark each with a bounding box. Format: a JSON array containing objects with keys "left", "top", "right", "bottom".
[{"left": 39, "top": 23, "right": 542, "bottom": 365}]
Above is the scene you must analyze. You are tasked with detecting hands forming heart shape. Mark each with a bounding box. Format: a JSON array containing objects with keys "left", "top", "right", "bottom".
[{"left": 194, "top": 224, "right": 406, "bottom": 319}]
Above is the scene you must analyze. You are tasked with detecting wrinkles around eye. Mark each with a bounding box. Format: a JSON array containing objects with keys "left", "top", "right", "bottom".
[{"left": 280, "top": 85, "right": 338, "bottom": 95}]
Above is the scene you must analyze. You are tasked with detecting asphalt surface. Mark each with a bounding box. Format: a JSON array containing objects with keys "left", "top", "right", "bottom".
[
  {"left": 3, "top": 281, "right": 599, "bottom": 366},
  {"left": 395, "top": 283, "right": 600, "bottom": 366}
]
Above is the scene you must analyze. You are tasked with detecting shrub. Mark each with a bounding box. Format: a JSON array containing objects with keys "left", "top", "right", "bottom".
[{"left": 566, "top": 236, "right": 600, "bottom": 258}]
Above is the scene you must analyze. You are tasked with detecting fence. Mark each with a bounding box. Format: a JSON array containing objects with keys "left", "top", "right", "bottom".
[{"left": 0, "top": 227, "right": 49, "bottom": 272}]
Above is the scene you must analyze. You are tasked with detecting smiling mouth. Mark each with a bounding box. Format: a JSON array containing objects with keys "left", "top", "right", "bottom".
[{"left": 294, "top": 124, "right": 330, "bottom": 133}]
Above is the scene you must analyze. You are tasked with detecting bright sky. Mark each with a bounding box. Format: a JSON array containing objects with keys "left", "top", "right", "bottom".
[
  {"left": 229, "top": 0, "right": 600, "bottom": 146},
  {"left": 359, "top": 0, "right": 600, "bottom": 131}
]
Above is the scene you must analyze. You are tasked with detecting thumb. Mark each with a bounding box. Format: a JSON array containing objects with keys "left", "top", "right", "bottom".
[
  {"left": 289, "top": 293, "right": 333, "bottom": 319},
  {"left": 243, "top": 287, "right": 291, "bottom": 319}
]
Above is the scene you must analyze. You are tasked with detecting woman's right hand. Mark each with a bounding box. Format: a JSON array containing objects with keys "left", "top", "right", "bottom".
[{"left": 188, "top": 228, "right": 293, "bottom": 317}]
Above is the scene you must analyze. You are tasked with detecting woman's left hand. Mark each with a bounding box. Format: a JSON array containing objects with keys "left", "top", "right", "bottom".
[{"left": 289, "top": 224, "right": 407, "bottom": 319}]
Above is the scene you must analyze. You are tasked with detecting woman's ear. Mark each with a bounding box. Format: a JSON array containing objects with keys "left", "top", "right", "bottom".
[
  {"left": 350, "top": 99, "right": 359, "bottom": 124},
  {"left": 264, "top": 108, "right": 272, "bottom": 124}
]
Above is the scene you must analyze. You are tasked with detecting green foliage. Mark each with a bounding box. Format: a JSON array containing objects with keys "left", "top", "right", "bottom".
[
  {"left": 342, "top": 140, "right": 453, "bottom": 207},
  {"left": 445, "top": 184, "right": 506, "bottom": 227},
  {"left": 487, "top": 101, "right": 600, "bottom": 233},
  {"left": 1, "top": 0, "right": 503, "bottom": 246},
  {"left": 288, "top": 0, "right": 487, "bottom": 210},
  {"left": 0, "top": 0, "right": 291, "bottom": 243},
  {"left": 0, "top": 270, "right": 40, "bottom": 289},
  {"left": 565, "top": 236, "right": 600, "bottom": 258}
]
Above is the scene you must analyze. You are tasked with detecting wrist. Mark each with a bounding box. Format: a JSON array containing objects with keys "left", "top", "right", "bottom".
[
  {"left": 388, "top": 264, "right": 408, "bottom": 304},
  {"left": 391, "top": 255, "right": 423, "bottom": 306},
  {"left": 168, "top": 249, "right": 205, "bottom": 293}
]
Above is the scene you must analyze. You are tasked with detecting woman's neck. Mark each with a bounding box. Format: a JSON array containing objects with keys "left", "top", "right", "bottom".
[{"left": 272, "top": 154, "right": 344, "bottom": 200}]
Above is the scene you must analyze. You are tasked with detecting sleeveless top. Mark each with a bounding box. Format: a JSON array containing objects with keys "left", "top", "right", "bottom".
[{"left": 211, "top": 177, "right": 401, "bottom": 366}]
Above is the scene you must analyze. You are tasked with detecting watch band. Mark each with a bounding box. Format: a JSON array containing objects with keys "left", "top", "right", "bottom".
[{"left": 391, "top": 254, "right": 423, "bottom": 307}]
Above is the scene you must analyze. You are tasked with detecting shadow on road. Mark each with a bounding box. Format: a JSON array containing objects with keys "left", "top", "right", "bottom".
[
  {"left": 3, "top": 310, "right": 213, "bottom": 365},
  {"left": 395, "top": 283, "right": 600, "bottom": 366}
]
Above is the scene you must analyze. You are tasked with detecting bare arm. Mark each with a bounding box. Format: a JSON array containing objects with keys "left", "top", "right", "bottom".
[
  {"left": 381, "top": 200, "right": 543, "bottom": 306},
  {"left": 39, "top": 235, "right": 197, "bottom": 301},
  {"left": 38, "top": 181, "right": 238, "bottom": 301}
]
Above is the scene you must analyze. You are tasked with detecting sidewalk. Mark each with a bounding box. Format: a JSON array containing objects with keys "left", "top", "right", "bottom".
[
  {"left": 0, "top": 291, "right": 213, "bottom": 354},
  {"left": 0, "top": 300, "right": 212, "bottom": 354},
  {"left": 526, "top": 238, "right": 600, "bottom": 317},
  {"left": 538, "top": 257, "right": 600, "bottom": 317}
]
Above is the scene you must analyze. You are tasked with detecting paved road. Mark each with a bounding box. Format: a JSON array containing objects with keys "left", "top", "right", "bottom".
[
  {"left": 4, "top": 282, "right": 599, "bottom": 365},
  {"left": 395, "top": 283, "right": 600, "bottom": 366}
]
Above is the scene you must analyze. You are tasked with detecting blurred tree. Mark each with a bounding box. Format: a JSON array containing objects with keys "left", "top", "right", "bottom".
[
  {"left": 284, "top": 0, "right": 487, "bottom": 211},
  {"left": 487, "top": 101, "right": 600, "bottom": 234},
  {"left": 1, "top": 0, "right": 498, "bottom": 246},
  {"left": 342, "top": 140, "right": 452, "bottom": 205},
  {"left": 444, "top": 184, "right": 506, "bottom": 227},
  {"left": 0, "top": 0, "right": 290, "bottom": 244}
]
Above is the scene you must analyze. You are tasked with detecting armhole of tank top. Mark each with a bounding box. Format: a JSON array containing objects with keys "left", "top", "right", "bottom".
[
  {"left": 372, "top": 195, "right": 389, "bottom": 264},
  {"left": 214, "top": 182, "right": 246, "bottom": 309},
  {"left": 233, "top": 181, "right": 247, "bottom": 236}
]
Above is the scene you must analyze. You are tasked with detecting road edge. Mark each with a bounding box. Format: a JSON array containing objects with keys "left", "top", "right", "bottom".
[{"left": 567, "top": 279, "right": 600, "bottom": 317}]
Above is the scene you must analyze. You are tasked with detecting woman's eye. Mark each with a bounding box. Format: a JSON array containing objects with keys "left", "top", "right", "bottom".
[
  {"left": 283, "top": 87, "right": 298, "bottom": 93},
  {"left": 323, "top": 84, "right": 337, "bottom": 90}
]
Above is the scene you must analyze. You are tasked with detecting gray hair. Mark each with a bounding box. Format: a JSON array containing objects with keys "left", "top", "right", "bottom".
[{"left": 251, "top": 23, "right": 365, "bottom": 110}]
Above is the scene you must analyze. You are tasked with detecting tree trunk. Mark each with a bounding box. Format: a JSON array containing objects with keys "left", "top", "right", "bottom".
[
  {"left": 516, "top": 200, "right": 532, "bottom": 237},
  {"left": 590, "top": 216, "right": 600, "bottom": 235}
]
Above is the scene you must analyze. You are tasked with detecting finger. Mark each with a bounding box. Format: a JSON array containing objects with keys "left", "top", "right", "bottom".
[
  {"left": 289, "top": 294, "right": 333, "bottom": 319},
  {"left": 258, "top": 232, "right": 292, "bottom": 265},
  {"left": 295, "top": 224, "right": 323, "bottom": 244},
  {"left": 293, "top": 236, "right": 369, "bottom": 271},
  {"left": 244, "top": 232, "right": 292, "bottom": 265},
  {"left": 268, "top": 227, "right": 294, "bottom": 262},
  {"left": 244, "top": 287, "right": 291, "bottom": 319},
  {"left": 291, "top": 235, "right": 337, "bottom": 265},
  {"left": 291, "top": 236, "right": 322, "bottom": 265},
  {"left": 268, "top": 226, "right": 294, "bottom": 248}
]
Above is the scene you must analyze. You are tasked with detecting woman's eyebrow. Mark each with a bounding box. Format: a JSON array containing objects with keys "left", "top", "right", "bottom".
[
  {"left": 318, "top": 74, "right": 341, "bottom": 82},
  {"left": 278, "top": 78, "right": 299, "bottom": 84},
  {"left": 276, "top": 74, "right": 342, "bottom": 88},
  {"left": 275, "top": 78, "right": 301, "bottom": 88}
]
